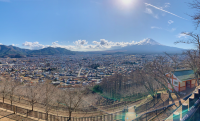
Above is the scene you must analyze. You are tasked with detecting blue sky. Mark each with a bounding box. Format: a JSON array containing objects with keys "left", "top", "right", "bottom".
[{"left": 0, "top": 0, "right": 198, "bottom": 51}]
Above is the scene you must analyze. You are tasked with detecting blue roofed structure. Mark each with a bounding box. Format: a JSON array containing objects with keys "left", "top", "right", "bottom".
[{"left": 167, "top": 69, "right": 197, "bottom": 92}]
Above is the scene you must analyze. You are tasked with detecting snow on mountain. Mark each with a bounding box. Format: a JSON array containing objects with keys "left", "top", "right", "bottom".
[
  {"left": 111, "top": 38, "right": 184, "bottom": 54},
  {"left": 136, "top": 38, "right": 161, "bottom": 45}
]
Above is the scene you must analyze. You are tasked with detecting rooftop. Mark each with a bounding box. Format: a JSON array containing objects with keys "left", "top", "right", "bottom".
[{"left": 173, "top": 70, "right": 195, "bottom": 82}]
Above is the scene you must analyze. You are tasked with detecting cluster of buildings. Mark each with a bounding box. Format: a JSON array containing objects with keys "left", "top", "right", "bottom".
[{"left": 0, "top": 54, "right": 186, "bottom": 88}]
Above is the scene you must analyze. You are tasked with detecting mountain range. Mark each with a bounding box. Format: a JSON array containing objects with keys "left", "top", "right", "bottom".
[
  {"left": 112, "top": 38, "right": 184, "bottom": 54},
  {"left": 0, "top": 45, "right": 75, "bottom": 58},
  {"left": 0, "top": 38, "right": 184, "bottom": 58}
]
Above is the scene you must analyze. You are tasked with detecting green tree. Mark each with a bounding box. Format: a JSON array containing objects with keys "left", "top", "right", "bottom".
[{"left": 93, "top": 85, "right": 103, "bottom": 93}]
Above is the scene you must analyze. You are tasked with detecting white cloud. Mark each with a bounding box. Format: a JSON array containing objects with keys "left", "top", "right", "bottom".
[
  {"left": 51, "top": 41, "right": 76, "bottom": 50},
  {"left": 170, "top": 28, "right": 176, "bottom": 32},
  {"left": 22, "top": 38, "right": 165, "bottom": 51},
  {"left": 154, "top": 15, "right": 159, "bottom": 19},
  {"left": 145, "top": 3, "right": 187, "bottom": 20},
  {"left": 168, "top": 20, "right": 174, "bottom": 24},
  {"left": 0, "top": 43, "right": 3, "bottom": 45},
  {"left": 90, "top": 39, "right": 137, "bottom": 50},
  {"left": 11, "top": 44, "right": 19, "bottom": 46},
  {"left": 177, "top": 33, "right": 190, "bottom": 38},
  {"left": 52, "top": 41, "right": 58, "bottom": 45},
  {"left": 164, "top": 3, "right": 170, "bottom": 8},
  {"left": 74, "top": 40, "right": 88, "bottom": 46},
  {"left": 151, "top": 26, "right": 162, "bottom": 29},
  {"left": 23, "top": 39, "right": 139, "bottom": 51},
  {"left": 145, "top": 8, "right": 153, "bottom": 14},
  {"left": 145, "top": 8, "right": 159, "bottom": 19},
  {"left": 151, "top": 26, "right": 176, "bottom": 32},
  {"left": 23, "top": 41, "right": 48, "bottom": 50},
  {"left": 100, "top": 39, "right": 109, "bottom": 46}
]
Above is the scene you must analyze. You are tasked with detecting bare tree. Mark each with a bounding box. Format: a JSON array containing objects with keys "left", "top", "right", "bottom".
[
  {"left": 26, "top": 83, "right": 41, "bottom": 111},
  {"left": 188, "top": 0, "right": 200, "bottom": 28},
  {"left": 60, "top": 88, "right": 84, "bottom": 121},
  {"left": 7, "top": 79, "right": 20, "bottom": 106},
  {"left": 175, "top": 32, "right": 200, "bottom": 85},
  {"left": 183, "top": 50, "right": 200, "bottom": 85},
  {"left": 174, "top": 0, "right": 200, "bottom": 86},
  {"left": 0, "top": 77, "right": 9, "bottom": 103},
  {"left": 40, "top": 80, "right": 56, "bottom": 120},
  {"left": 137, "top": 70, "right": 157, "bottom": 98},
  {"left": 175, "top": 32, "right": 200, "bottom": 54},
  {"left": 165, "top": 53, "right": 181, "bottom": 70},
  {"left": 15, "top": 87, "right": 26, "bottom": 103},
  {"left": 144, "top": 56, "right": 181, "bottom": 102}
]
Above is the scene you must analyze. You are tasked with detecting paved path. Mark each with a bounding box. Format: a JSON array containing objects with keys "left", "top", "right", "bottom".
[
  {"left": 0, "top": 98, "right": 105, "bottom": 117},
  {"left": 0, "top": 115, "right": 15, "bottom": 121},
  {"left": 125, "top": 106, "right": 137, "bottom": 121},
  {"left": 0, "top": 107, "right": 41, "bottom": 121}
]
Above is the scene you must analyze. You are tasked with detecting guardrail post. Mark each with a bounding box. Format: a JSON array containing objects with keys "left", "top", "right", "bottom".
[
  {"left": 194, "top": 92, "right": 199, "bottom": 102},
  {"left": 50, "top": 114, "right": 52, "bottom": 121},
  {"left": 13, "top": 106, "right": 15, "bottom": 114},
  {"left": 146, "top": 113, "right": 147, "bottom": 121},
  {"left": 189, "top": 97, "right": 194, "bottom": 109},
  {"left": 165, "top": 98, "right": 169, "bottom": 106},
  {"left": 182, "top": 103, "right": 188, "bottom": 118},
  {"left": 198, "top": 88, "right": 200, "bottom": 96},
  {"left": 173, "top": 112, "right": 180, "bottom": 121},
  {"left": 27, "top": 109, "right": 28, "bottom": 117},
  {"left": 197, "top": 100, "right": 200, "bottom": 120},
  {"left": 157, "top": 93, "right": 161, "bottom": 99}
]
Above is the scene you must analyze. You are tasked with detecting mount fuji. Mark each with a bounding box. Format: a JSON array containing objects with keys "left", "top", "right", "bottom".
[
  {"left": 112, "top": 38, "right": 184, "bottom": 54},
  {"left": 134, "top": 38, "right": 161, "bottom": 45}
]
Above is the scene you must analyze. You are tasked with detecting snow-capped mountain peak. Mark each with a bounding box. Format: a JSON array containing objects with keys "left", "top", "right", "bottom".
[
  {"left": 136, "top": 38, "right": 161, "bottom": 45},
  {"left": 109, "top": 38, "right": 184, "bottom": 54}
]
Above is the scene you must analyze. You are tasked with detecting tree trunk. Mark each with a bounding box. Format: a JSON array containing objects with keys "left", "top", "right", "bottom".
[
  {"left": 196, "top": 74, "right": 199, "bottom": 86},
  {"left": 46, "top": 112, "right": 48, "bottom": 120},
  {"left": 154, "top": 79, "right": 174, "bottom": 102},
  {"left": 67, "top": 111, "right": 72, "bottom": 121},
  {"left": 3, "top": 97, "right": 4, "bottom": 103},
  {"left": 32, "top": 104, "right": 33, "bottom": 111},
  {"left": 168, "top": 90, "right": 173, "bottom": 102},
  {"left": 45, "top": 104, "right": 48, "bottom": 120}
]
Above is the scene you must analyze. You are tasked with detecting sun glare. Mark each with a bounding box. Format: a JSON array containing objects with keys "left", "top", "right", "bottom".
[
  {"left": 121, "top": 0, "right": 133, "bottom": 6},
  {"left": 116, "top": 0, "right": 136, "bottom": 10}
]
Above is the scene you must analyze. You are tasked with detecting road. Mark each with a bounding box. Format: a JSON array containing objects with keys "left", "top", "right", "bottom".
[
  {"left": 77, "top": 67, "right": 83, "bottom": 77},
  {"left": 85, "top": 70, "right": 90, "bottom": 77}
]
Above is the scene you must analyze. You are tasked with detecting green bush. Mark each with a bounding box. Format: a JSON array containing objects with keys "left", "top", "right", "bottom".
[{"left": 93, "top": 85, "right": 103, "bottom": 93}]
